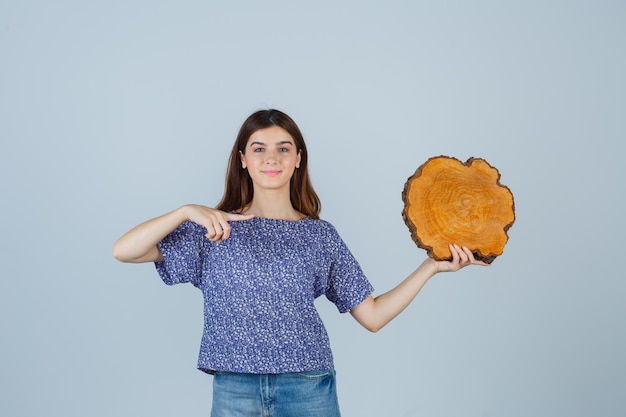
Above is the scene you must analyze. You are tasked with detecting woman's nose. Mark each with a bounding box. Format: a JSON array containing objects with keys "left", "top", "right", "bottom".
[{"left": 265, "top": 149, "right": 278, "bottom": 162}]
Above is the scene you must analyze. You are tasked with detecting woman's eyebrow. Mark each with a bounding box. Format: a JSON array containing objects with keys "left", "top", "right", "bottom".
[{"left": 249, "top": 140, "right": 294, "bottom": 146}]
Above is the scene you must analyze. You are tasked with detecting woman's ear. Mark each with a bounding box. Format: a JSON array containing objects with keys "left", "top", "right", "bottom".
[
  {"left": 296, "top": 149, "right": 302, "bottom": 168},
  {"left": 239, "top": 150, "right": 247, "bottom": 169}
]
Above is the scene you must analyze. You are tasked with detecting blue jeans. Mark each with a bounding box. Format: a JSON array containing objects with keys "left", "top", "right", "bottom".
[{"left": 210, "top": 370, "right": 341, "bottom": 417}]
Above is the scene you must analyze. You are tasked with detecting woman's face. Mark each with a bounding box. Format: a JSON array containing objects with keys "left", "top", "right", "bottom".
[{"left": 240, "top": 126, "right": 301, "bottom": 193}]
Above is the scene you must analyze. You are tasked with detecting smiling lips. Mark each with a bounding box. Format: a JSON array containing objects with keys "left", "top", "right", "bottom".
[{"left": 262, "top": 170, "right": 281, "bottom": 177}]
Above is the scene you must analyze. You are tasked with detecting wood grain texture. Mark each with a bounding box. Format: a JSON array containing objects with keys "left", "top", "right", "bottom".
[{"left": 402, "top": 156, "right": 515, "bottom": 264}]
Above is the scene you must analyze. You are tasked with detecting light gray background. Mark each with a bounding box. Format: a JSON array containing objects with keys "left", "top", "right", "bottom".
[{"left": 1, "top": 1, "right": 624, "bottom": 416}]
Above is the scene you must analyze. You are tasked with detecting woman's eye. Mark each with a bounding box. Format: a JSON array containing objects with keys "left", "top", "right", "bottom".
[
  {"left": 279, "top": 147, "right": 289, "bottom": 152},
  {"left": 253, "top": 148, "right": 264, "bottom": 152}
]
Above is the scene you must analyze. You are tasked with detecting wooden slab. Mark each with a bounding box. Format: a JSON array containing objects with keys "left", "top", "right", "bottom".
[{"left": 402, "top": 156, "right": 515, "bottom": 264}]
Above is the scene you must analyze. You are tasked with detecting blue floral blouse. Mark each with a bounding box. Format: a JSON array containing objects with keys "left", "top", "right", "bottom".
[{"left": 155, "top": 217, "right": 373, "bottom": 374}]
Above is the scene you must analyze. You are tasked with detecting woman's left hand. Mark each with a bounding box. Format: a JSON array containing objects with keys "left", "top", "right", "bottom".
[{"left": 433, "top": 244, "right": 490, "bottom": 273}]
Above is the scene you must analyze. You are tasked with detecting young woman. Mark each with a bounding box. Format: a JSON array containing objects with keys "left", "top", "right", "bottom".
[{"left": 113, "top": 109, "right": 487, "bottom": 417}]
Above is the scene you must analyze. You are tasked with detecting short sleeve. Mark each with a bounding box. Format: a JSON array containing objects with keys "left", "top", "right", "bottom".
[
  {"left": 154, "top": 221, "right": 206, "bottom": 288},
  {"left": 324, "top": 227, "right": 374, "bottom": 313}
]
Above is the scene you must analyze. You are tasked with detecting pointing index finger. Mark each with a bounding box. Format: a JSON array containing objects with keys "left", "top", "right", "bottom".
[{"left": 225, "top": 213, "right": 255, "bottom": 222}]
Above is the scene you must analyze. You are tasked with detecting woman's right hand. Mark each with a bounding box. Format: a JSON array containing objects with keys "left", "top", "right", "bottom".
[
  {"left": 113, "top": 205, "right": 254, "bottom": 263},
  {"left": 183, "top": 204, "right": 254, "bottom": 242}
]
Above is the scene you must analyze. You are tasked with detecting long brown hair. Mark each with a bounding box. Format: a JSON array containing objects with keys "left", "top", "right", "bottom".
[{"left": 216, "top": 109, "right": 321, "bottom": 219}]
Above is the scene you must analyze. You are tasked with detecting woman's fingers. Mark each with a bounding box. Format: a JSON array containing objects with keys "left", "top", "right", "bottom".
[
  {"left": 204, "top": 215, "right": 229, "bottom": 241},
  {"left": 455, "top": 244, "right": 490, "bottom": 267},
  {"left": 449, "top": 244, "right": 460, "bottom": 265},
  {"left": 203, "top": 220, "right": 220, "bottom": 241},
  {"left": 443, "top": 244, "right": 490, "bottom": 271},
  {"left": 204, "top": 211, "right": 254, "bottom": 242},
  {"left": 225, "top": 212, "right": 255, "bottom": 222},
  {"left": 456, "top": 244, "right": 469, "bottom": 263}
]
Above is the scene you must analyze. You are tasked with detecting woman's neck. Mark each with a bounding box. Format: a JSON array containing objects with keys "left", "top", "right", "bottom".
[{"left": 242, "top": 191, "right": 304, "bottom": 221}]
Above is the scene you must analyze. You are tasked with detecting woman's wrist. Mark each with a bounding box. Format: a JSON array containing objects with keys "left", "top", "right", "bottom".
[
  {"left": 424, "top": 257, "right": 439, "bottom": 277},
  {"left": 178, "top": 204, "right": 195, "bottom": 221}
]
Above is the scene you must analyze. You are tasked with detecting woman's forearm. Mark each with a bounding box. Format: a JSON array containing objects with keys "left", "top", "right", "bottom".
[
  {"left": 350, "top": 258, "right": 438, "bottom": 332},
  {"left": 350, "top": 244, "right": 488, "bottom": 332},
  {"left": 112, "top": 206, "right": 189, "bottom": 263}
]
